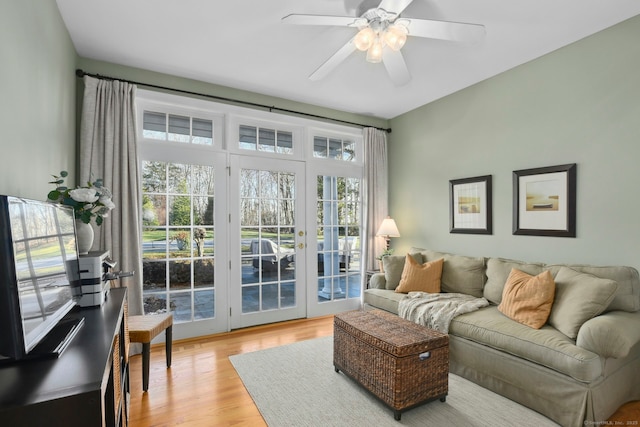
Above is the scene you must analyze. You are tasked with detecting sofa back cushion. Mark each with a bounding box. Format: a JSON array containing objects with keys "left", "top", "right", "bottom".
[
  {"left": 547, "top": 266, "right": 619, "bottom": 339},
  {"left": 484, "top": 257, "right": 545, "bottom": 304},
  {"left": 546, "top": 264, "right": 639, "bottom": 313},
  {"left": 382, "top": 253, "right": 424, "bottom": 290},
  {"left": 420, "top": 250, "right": 486, "bottom": 297}
]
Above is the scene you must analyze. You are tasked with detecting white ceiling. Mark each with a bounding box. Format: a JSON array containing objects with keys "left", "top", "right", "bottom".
[{"left": 56, "top": 0, "right": 640, "bottom": 120}]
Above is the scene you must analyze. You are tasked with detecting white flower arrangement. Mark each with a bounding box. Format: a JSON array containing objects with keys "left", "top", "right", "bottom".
[{"left": 47, "top": 170, "right": 115, "bottom": 225}]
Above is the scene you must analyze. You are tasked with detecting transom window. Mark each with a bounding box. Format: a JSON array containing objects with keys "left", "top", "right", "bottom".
[
  {"left": 143, "top": 111, "right": 214, "bottom": 146},
  {"left": 239, "top": 125, "right": 293, "bottom": 154},
  {"left": 313, "top": 136, "right": 356, "bottom": 162}
]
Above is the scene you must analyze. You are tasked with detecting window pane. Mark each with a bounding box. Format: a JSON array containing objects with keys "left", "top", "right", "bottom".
[
  {"left": 194, "top": 196, "right": 214, "bottom": 226},
  {"left": 329, "top": 138, "right": 342, "bottom": 159},
  {"left": 142, "top": 161, "right": 167, "bottom": 193},
  {"left": 239, "top": 125, "right": 257, "bottom": 150},
  {"left": 143, "top": 195, "right": 166, "bottom": 226},
  {"left": 194, "top": 289, "right": 214, "bottom": 319},
  {"left": 241, "top": 198, "right": 259, "bottom": 226},
  {"left": 143, "top": 111, "right": 167, "bottom": 140},
  {"left": 168, "top": 114, "right": 190, "bottom": 142},
  {"left": 258, "top": 128, "right": 276, "bottom": 152},
  {"left": 277, "top": 131, "right": 293, "bottom": 154},
  {"left": 168, "top": 196, "right": 191, "bottom": 226},
  {"left": 242, "top": 286, "right": 260, "bottom": 312},
  {"left": 194, "top": 259, "right": 214, "bottom": 288},
  {"left": 170, "top": 291, "right": 192, "bottom": 322},
  {"left": 344, "top": 140, "right": 355, "bottom": 161},
  {"left": 313, "top": 137, "right": 327, "bottom": 158},
  {"left": 192, "top": 118, "right": 213, "bottom": 145}
]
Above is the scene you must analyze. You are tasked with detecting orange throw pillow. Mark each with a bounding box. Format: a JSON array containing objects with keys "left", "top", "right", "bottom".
[
  {"left": 395, "top": 256, "right": 443, "bottom": 294},
  {"left": 498, "top": 268, "right": 556, "bottom": 329}
]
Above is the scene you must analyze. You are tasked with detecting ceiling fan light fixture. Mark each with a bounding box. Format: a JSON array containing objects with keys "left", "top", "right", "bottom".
[
  {"left": 354, "top": 27, "right": 375, "bottom": 51},
  {"left": 383, "top": 23, "right": 408, "bottom": 51},
  {"left": 366, "top": 37, "right": 384, "bottom": 63}
]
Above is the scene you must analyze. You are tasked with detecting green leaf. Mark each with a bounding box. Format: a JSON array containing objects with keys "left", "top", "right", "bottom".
[
  {"left": 96, "top": 216, "right": 103, "bottom": 226},
  {"left": 79, "top": 211, "right": 92, "bottom": 224},
  {"left": 47, "top": 190, "right": 60, "bottom": 201},
  {"left": 60, "top": 171, "right": 68, "bottom": 177}
]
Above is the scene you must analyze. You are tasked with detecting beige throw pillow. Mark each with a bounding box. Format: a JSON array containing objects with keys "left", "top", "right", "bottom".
[
  {"left": 395, "top": 256, "right": 443, "bottom": 294},
  {"left": 498, "top": 269, "right": 556, "bottom": 329},
  {"left": 547, "top": 266, "right": 618, "bottom": 339}
]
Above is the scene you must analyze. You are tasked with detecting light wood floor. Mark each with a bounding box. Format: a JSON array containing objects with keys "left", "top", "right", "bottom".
[{"left": 128, "top": 315, "right": 639, "bottom": 426}]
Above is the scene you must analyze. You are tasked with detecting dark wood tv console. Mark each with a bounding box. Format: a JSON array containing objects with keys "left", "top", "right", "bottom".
[{"left": 0, "top": 288, "right": 129, "bottom": 426}]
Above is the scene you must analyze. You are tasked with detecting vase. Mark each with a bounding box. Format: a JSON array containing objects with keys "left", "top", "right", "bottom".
[{"left": 75, "top": 219, "right": 94, "bottom": 255}]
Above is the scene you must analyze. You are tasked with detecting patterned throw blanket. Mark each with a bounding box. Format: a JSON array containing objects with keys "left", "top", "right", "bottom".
[{"left": 398, "top": 292, "right": 490, "bottom": 334}]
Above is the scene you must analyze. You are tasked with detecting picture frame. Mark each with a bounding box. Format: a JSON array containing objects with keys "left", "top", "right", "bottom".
[
  {"left": 513, "top": 163, "right": 576, "bottom": 237},
  {"left": 449, "top": 175, "right": 492, "bottom": 234}
]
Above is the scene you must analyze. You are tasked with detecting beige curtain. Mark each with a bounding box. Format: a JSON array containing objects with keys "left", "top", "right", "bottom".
[
  {"left": 79, "top": 76, "right": 143, "bottom": 316},
  {"left": 362, "top": 127, "right": 389, "bottom": 272}
]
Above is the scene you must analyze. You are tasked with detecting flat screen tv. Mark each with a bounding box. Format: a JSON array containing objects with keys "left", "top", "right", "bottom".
[{"left": 0, "top": 195, "right": 82, "bottom": 361}]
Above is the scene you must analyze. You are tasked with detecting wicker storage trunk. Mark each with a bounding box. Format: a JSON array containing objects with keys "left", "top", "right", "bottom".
[{"left": 334, "top": 309, "right": 449, "bottom": 420}]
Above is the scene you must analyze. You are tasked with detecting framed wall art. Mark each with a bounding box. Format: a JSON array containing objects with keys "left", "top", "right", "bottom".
[
  {"left": 449, "top": 175, "right": 492, "bottom": 234},
  {"left": 513, "top": 163, "right": 576, "bottom": 237}
]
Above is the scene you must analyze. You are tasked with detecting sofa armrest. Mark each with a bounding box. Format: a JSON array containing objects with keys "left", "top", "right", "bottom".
[
  {"left": 369, "top": 273, "right": 387, "bottom": 289},
  {"left": 576, "top": 311, "right": 640, "bottom": 358}
]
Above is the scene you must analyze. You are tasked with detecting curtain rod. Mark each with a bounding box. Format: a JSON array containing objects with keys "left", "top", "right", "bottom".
[{"left": 75, "top": 69, "right": 391, "bottom": 133}]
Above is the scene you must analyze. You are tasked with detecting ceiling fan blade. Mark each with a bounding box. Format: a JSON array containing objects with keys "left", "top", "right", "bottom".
[
  {"left": 282, "top": 14, "right": 360, "bottom": 27},
  {"left": 382, "top": 49, "right": 411, "bottom": 86},
  {"left": 309, "top": 38, "right": 357, "bottom": 81},
  {"left": 377, "top": 0, "right": 415, "bottom": 15},
  {"left": 406, "top": 18, "right": 486, "bottom": 42}
]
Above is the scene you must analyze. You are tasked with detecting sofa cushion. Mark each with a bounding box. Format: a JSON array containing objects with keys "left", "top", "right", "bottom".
[
  {"left": 547, "top": 266, "right": 618, "bottom": 339},
  {"left": 546, "top": 264, "right": 640, "bottom": 313},
  {"left": 420, "top": 249, "right": 486, "bottom": 297},
  {"left": 382, "top": 253, "right": 423, "bottom": 290},
  {"left": 395, "top": 256, "right": 443, "bottom": 294},
  {"left": 498, "top": 269, "right": 555, "bottom": 329},
  {"left": 450, "top": 306, "right": 603, "bottom": 382},
  {"left": 484, "top": 257, "right": 545, "bottom": 305},
  {"left": 363, "top": 288, "right": 404, "bottom": 314}
]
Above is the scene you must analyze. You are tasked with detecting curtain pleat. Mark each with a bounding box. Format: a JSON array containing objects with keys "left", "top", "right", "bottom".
[
  {"left": 362, "top": 128, "right": 389, "bottom": 272},
  {"left": 80, "top": 76, "right": 143, "bottom": 317}
]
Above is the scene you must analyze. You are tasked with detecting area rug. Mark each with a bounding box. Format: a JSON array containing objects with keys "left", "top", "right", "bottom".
[{"left": 229, "top": 336, "right": 559, "bottom": 427}]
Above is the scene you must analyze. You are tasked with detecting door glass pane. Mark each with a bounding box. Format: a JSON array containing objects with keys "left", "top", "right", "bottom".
[
  {"left": 142, "top": 161, "right": 216, "bottom": 322},
  {"left": 317, "top": 175, "right": 362, "bottom": 302},
  {"left": 240, "top": 168, "right": 297, "bottom": 314}
]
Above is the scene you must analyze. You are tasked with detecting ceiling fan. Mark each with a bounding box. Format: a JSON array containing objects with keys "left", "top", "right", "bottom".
[{"left": 282, "top": 0, "right": 485, "bottom": 86}]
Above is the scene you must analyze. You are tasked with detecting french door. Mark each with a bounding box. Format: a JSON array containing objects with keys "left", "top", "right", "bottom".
[
  {"left": 229, "top": 155, "right": 307, "bottom": 329},
  {"left": 137, "top": 91, "right": 364, "bottom": 338}
]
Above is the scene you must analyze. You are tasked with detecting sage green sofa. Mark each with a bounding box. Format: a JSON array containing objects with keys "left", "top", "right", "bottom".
[{"left": 363, "top": 249, "right": 640, "bottom": 427}]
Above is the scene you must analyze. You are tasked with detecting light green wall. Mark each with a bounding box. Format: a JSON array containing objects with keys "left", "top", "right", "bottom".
[
  {"left": 388, "top": 15, "right": 640, "bottom": 271},
  {"left": 0, "top": 0, "right": 77, "bottom": 200}
]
